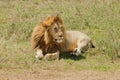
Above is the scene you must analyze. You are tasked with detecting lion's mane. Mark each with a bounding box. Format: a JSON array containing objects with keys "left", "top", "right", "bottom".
[{"left": 31, "top": 15, "right": 65, "bottom": 55}]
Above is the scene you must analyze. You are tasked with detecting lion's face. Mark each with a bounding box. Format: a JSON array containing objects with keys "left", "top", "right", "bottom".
[{"left": 48, "top": 22, "right": 65, "bottom": 43}]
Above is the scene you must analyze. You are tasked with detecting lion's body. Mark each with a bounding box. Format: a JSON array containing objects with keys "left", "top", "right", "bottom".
[
  {"left": 61, "top": 31, "right": 88, "bottom": 52},
  {"left": 61, "top": 31, "right": 95, "bottom": 56}
]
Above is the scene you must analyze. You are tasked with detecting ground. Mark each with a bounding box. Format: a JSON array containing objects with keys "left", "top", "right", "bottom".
[
  {"left": 0, "top": 49, "right": 120, "bottom": 80},
  {"left": 0, "top": 67, "right": 120, "bottom": 80}
]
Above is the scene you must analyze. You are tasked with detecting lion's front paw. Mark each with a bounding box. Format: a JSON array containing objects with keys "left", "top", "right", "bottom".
[
  {"left": 35, "top": 49, "right": 44, "bottom": 60},
  {"left": 44, "top": 52, "right": 59, "bottom": 61}
]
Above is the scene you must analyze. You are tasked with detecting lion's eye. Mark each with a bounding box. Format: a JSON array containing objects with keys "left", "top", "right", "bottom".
[{"left": 54, "top": 27, "right": 58, "bottom": 32}]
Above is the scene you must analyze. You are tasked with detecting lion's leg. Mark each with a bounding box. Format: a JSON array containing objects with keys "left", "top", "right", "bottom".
[
  {"left": 70, "top": 48, "right": 78, "bottom": 55},
  {"left": 35, "top": 49, "right": 44, "bottom": 60},
  {"left": 71, "top": 40, "right": 82, "bottom": 56},
  {"left": 75, "top": 40, "right": 88, "bottom": 56},
  {"left": 44, "top": 51, "right": 60, "bottom": 61}
]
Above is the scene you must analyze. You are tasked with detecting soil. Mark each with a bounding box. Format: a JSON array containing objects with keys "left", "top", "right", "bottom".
[{"left": 0, "top": 69, "right": 120, "bottom": 80}]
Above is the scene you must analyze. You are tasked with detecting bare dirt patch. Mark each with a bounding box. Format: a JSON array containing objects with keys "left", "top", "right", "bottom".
[{"left": 0, "top": 69, "right": 120, "bottom": 80}]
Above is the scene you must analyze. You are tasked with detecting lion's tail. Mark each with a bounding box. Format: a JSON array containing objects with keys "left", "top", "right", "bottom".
[{"left": 90, "top": 41, "right": 95, "bottom": 48}]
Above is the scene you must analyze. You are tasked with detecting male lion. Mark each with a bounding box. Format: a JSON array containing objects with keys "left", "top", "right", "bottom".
[
  {"left": 31, "top": 14, "right": 66, "bottom": 60},
  {"left": 31, "top": 14, "right": 95, "bottom": 60}
]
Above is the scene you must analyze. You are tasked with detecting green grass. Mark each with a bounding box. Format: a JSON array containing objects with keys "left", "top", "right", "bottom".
[{"left": 0, "top": 0, "right": 120, "bottom": 72}]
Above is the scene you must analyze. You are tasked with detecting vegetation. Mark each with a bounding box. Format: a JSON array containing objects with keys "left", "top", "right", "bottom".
[{"left": 0, "top": 0, "right": 120, "bottom": 72}]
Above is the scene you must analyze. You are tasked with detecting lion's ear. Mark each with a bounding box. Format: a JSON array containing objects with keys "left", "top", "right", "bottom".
[
  {"left": 42, "top": 14, "right": 63, "bottom": 28},
  {"left": 42, "top": 16, "right": 55, "bottom": 28},
  {"left": 55, "top": 14, "right": 63, "bottom": 24}
]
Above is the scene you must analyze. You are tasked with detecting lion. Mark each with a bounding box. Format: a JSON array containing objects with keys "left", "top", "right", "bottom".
[
  {"left": 31, "top": 14, "right": 66, "bottom": 60},
  {"left": 31, "top": 14, "right": 95, "bottom": 60}
]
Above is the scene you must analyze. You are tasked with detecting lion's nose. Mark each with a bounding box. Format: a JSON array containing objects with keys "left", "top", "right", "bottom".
[
  {"left": 59, "top": 34, "right": 63, "bottom": 37},
  {"left": 59, "top": 33, "right": 63, "bottom": 38}
]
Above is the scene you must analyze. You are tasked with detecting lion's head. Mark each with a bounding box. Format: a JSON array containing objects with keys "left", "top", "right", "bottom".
[
  {"left": 31, "top": 14, "right": 66, "bottom": 53},
  {"left": 43, "top": 15, "right": 65, "bottom": 44}
]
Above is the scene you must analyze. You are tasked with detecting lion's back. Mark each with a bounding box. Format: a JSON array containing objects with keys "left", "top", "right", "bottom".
[{"left": 66, "top": 30, "right": 91, "bottom": 42}]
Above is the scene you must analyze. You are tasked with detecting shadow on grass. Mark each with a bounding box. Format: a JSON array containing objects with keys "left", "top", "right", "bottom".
[{"left": 60, "top": 52, "right": 86, "bottom": 61}]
